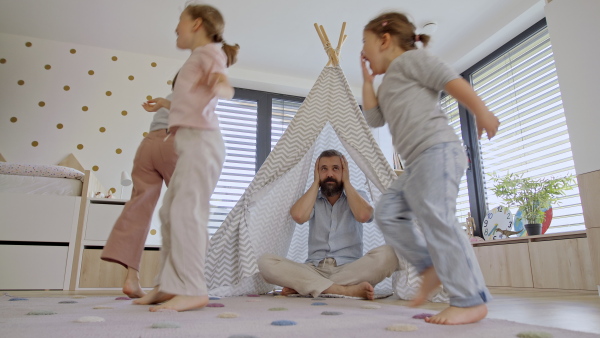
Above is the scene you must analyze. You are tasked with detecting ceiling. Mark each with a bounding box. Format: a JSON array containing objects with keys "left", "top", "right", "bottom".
[{"left": 0, "top": 0, "right": 546, "bottom": 98}]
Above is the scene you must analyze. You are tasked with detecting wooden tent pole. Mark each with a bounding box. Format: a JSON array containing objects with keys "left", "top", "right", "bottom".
[
  {"left": 335, "top": 22, "right": 347, "bottom": 52},
  {"left": 314, "top": 23, "right": 326, "bottom": 49},
  {"left": 315, "top": 22, "right": 348, "bottom": 67},
  {"left": 320, "top": 25, "right": 339, "bottom": 66}
]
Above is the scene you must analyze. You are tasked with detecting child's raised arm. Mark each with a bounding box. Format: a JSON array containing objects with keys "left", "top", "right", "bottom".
[
  {"left": 198, "top": 72, "right": 234, "bottom": 100},
  {"left": 445, "top": 78, "right": 500, "bottom": 140}
]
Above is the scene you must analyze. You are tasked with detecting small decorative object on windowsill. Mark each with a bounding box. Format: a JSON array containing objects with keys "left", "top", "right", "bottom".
[
  {"left": 489, "top": 172, "right": 574, "bottom": 236},
  {"left": 465, "top": 212, "right": 485, "bottom": 243},
  {"left": 481, "top": 205, "right": 513, "bottom": 240},
  {"left": 465, "top": 212, "right": 475, "bottom": 238},
  {"left": 514, "top": 206, "right": 553, "bottom": 236}
]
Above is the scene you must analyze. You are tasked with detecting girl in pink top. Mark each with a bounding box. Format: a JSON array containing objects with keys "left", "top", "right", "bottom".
[{"left": 134, "top": 4, "right": 239, "bottom": 312}]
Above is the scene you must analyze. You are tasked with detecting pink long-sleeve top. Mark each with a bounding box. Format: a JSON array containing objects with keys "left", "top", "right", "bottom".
[{"left": 168, "top": 43, "right": 227, "bottom": 130}]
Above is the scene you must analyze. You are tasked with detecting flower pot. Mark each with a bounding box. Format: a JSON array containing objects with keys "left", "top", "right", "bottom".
[{"left": 525, "top": 223, "right": 542, "bottom": 236}]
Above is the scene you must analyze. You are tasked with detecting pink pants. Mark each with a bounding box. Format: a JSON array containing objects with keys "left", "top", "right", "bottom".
[{"left": 101, "top": 129, "right": 178, "bottom": 271}]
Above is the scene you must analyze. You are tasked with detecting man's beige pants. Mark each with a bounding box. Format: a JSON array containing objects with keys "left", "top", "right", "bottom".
[
  {"left": 154, "top": 128, "right": 225, "bottom": 296},
  {"left": 258, "top": 245, "right": 400, "bottom": 297}
]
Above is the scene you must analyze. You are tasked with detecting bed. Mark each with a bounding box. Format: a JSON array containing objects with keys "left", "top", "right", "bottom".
[{"left": 0, "top": 153, "right": 104, "bottom": 290}]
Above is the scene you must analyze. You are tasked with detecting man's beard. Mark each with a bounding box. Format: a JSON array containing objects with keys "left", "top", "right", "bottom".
[{"left": 320, "top": 177, "right": 343, "bottom": 197}]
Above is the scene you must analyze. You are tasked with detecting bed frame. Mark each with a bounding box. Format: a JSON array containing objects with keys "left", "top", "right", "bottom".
[{"left": 0, "top": 153, "right": 104, "bottom": 290}]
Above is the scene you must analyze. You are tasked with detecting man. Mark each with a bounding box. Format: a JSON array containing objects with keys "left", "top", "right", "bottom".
[{"left": 258, "top": 149, "right": 399, "bottom": 300}]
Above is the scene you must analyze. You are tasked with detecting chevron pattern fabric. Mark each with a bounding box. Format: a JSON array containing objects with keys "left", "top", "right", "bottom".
[
  {"left": 393, "top": 261, "right": 450, "bottom": 303},
  {"left": 205, "top": 66, "right": 445, "bottom": 302}
]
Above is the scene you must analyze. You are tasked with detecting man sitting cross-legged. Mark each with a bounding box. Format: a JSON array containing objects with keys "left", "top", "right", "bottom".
[{"left": 258, "top": 149, "right": 399, "bottom": 300}]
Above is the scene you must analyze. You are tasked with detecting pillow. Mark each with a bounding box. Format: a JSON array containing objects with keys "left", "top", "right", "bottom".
[{"left": 0, "top": 162, "right": 85, "bottom": 181}]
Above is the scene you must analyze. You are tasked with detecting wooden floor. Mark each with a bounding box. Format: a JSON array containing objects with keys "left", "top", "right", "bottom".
[
  {"left": 377, "top": 287, "right": 600, "bottom": 334},
  {"left": 5, "top": 288, "right": 600, "bottom": 334}
]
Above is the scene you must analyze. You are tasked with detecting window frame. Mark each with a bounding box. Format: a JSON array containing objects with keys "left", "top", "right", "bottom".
[
  {"left": 208, "top": 88, "right": 304, "bottom": 235},
  {"left": 232, "top": 88, "right": 305, "bottom": 172},
  {"left": 458, "top": 18, "right": 553, "bottom": 237}
]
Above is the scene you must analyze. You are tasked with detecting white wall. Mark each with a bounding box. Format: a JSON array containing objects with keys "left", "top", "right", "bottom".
[
  {"left": 0, "top": 33, "right": 182, "bottom": 195},
  {"left": 545, "top": 0, "right": 600, "bottom": 175}
]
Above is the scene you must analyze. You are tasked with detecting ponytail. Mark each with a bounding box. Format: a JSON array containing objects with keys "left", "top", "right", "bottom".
[
  {"left": 416, "top": 34, "right": 431, "bottom": 48},
  {"left": 221, "top": 42, "right": 240, "bottom": 67}
]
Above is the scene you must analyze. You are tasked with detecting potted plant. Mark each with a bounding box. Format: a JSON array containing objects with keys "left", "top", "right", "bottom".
[{"left": 489, "top": 172, "right": 575, "bottom": 236}]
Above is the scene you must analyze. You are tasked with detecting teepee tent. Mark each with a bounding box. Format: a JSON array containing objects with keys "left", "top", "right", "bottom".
[{"left": 206, "top": 23, "right": 447, "bottom": 302}]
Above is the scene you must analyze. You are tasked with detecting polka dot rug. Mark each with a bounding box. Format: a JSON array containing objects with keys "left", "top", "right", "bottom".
[{"left": 1, "top": 294, "right": 596, "bottom": 338}]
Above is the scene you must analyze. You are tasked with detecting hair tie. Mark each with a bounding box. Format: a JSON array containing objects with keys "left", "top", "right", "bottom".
[
  {"left": 414, "top": 34, "right": 421, "bottom": 42},
  {"left": 382, "top": 21, "right": 388, "bottom": 27}
]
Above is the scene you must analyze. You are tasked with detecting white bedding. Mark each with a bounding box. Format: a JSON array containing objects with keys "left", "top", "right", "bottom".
[
  {"left": 0, "top": 162, "right": 85, "bottom": 181},
  {"left": 0, "top": 174, "right": 83, "bottom": 196}
]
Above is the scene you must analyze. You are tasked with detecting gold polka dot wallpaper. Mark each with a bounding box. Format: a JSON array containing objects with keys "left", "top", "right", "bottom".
[{"left": 0, "top": 32, "right": 181, "bottom": 208}]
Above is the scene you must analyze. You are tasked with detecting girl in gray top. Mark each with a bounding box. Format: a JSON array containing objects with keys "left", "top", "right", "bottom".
[{"left": 360, "top": 12, "right": 500, "bottom": 325}]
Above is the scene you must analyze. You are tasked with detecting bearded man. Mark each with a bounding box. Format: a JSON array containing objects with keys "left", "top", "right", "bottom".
[{"left": 257, "top": 149, "right": 399, "bottom": 299}]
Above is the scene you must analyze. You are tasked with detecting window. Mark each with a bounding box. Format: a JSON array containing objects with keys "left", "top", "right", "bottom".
[
  {"left": 271, "top": 98, "right": 302, "bottom": 150},
  {"left": 210, "top": 98, "right": 258, "bottom": 234},
  {"left": 455, "top": 19, "right": 584, "bottom": 234},
  {"left": 208, "top": 90, "right": 304, "bottom": 235}
]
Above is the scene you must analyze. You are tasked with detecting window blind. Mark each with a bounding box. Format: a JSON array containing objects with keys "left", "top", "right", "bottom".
[
  {"left": 271, "top": 98, "right": 302, "bottom": 150},
  {"left": 209, "top": 98, "right": 258, "bottom": 235},
  {"left": 471, "top": 27, "right": 584, "bottom": 233}
]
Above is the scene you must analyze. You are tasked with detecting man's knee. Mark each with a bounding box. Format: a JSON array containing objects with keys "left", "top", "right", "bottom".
[
  {"left": 368, "top": 245, "right": 400, "bottom": 271},
  {"left": 257, "top": 253, "right": 278, "bottom": 270}
]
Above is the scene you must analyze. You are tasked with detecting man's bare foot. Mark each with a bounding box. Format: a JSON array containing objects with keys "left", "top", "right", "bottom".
[
  {"left": 149, "top": 295, "right": 209, "bottom": 312},
  {"left": 425, "top": 304, "right": 488, "bottom": 325},
  {"left": 132, "top": 286, "right": 174, "bottom": 305},
  {"left": 323, "top": 281, "right": 374, "bottom": 300},
  {"left": 410, "top": 266, "right": 441, "bottom": 307},
  {"left": 123, "top": 267, "right": 145, "bottom": 298},
  {"left": 281, "top": 287, "right": 298, "bottom": 296}
]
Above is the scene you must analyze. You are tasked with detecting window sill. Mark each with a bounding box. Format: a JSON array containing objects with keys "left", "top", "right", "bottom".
[{"left": 472, "top": 230, "right": 587, "bottom": 247}]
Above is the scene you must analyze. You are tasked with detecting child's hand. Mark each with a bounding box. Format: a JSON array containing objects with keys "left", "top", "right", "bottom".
[
  {"left": 476, "top": 111, "right": 500, "bottom": 140},
  {"left": 360, "top": 53, "right": 375, "bottom": 84},
  {"left": 142, "top": 97, "right": 170, "bottom": 112}
]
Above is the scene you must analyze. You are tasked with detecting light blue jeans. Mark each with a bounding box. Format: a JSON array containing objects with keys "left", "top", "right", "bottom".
[{"left": 375, "top": 142, "right": 491, "bottom": 307}]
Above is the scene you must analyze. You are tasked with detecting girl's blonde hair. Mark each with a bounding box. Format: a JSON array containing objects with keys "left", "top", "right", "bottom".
[
  {"left": 364, "top": 12, "right": 430, "bottom": 50},
  {"left": 184, "top": 3, "right": 240, "bottom": 67}
]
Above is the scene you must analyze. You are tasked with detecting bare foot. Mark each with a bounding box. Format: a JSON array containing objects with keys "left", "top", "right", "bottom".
[
  {"left": 123, "top": 267, "right": 145, "bottom": 298},
  {"left": 425, "top": 304, "right": 488, "bottom": 325},
  {"left": 149, "top": 295, "right": 209, "bottom": 312},
  {"left": 409, "top": 266, "right": 441, "bottom": 307},
  {"left": 281, "top": 287, "right": 298, "bottom": 296},
  {"left": 323, "top": 282, "right": 374, "bottom": 300},
  {"left": 132, "top": 286, "right": 174, "bottom": 305}
]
